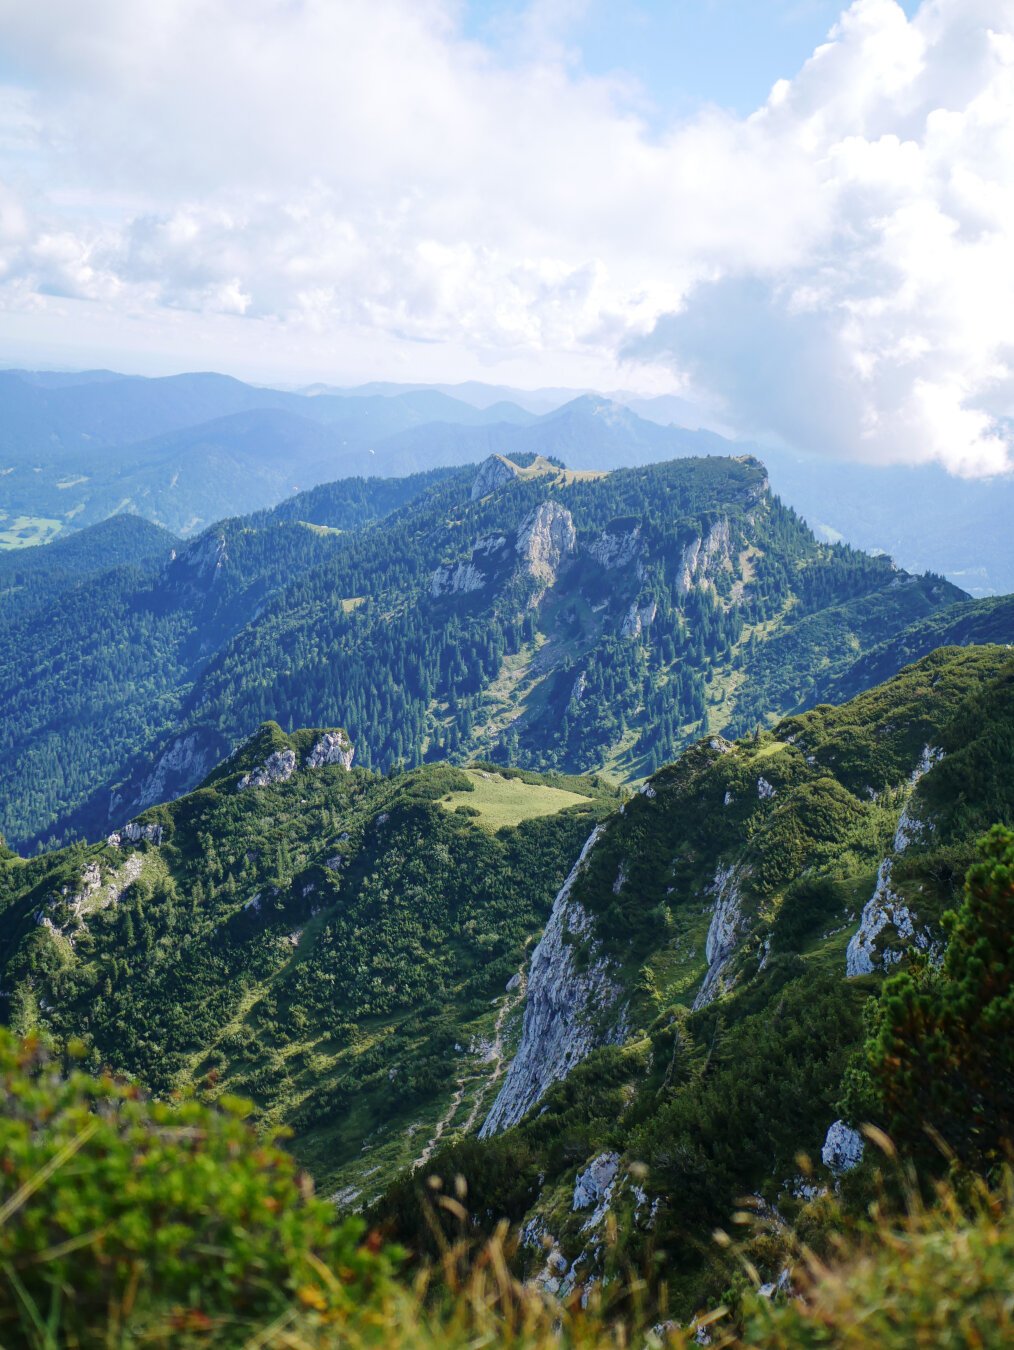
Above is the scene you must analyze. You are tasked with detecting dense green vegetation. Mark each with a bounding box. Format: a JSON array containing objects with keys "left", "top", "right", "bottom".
[
  {"left": 2, "top": 451, "right": 996, "bottom": 854},
  {"left": 0, "top": 644, "right": 1011, "bottom": 1342},
  {"left": 0, "top": 1030, "right": 396, "bottom": 1344},
  {"left": 0, "top": 470, "right": 449, "bottom": 850},
  {"left": 820, "top": 591, "right": 1014, "bottom": 704},
  {"left": 372, "top": 646, "right": 1014, "bottom": 1315},
  {"left": 3, "top": 1024, "right": 1011, "bottom": 1349},
  {"left": 0, "top": 513, "right": 177, "bottom": 620},
  {"left": 0, "top": 727, "right": 618, "bottom": 1196},
  {"left": 3, "top": 372, "right": 1013, "bottom": 1345}
]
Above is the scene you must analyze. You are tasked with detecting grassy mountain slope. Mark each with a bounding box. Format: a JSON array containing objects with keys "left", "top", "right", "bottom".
[
  {"left": 375, "top": 645, "right": 1014, "bottom": 1314},
  {"left": 0, "top": 724, "right": 619, "bottom": 1200}
]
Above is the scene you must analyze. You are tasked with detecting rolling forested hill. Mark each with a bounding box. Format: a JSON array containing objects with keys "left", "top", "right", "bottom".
[
  {"left": 0, "top": 468, "right": 453, "bottom": 849},
  {"left": 0, "top": 513, "right": 177, "bottom": 621}
]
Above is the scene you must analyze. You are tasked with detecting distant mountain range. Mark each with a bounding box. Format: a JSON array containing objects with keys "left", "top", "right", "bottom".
[{"left": 2, "top": 367, "right": 1011, "bottom": 594}]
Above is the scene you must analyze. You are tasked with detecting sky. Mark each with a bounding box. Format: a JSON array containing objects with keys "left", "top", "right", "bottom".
[{"left": 0, "top": 0, "right": 1011, "bottom": 475}]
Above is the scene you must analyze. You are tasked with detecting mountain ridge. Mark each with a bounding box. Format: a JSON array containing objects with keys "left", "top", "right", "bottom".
[
  {"left": 3, "top": 451, "right": 1003, "bottom": 855},
  {"left": 3, "top": 367, "right": 1012, "bottom": 598}
]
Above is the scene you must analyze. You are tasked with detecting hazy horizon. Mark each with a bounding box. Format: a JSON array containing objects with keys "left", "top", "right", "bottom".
[{"left": 1, "top": 1, "right": 1011, "bottom": 477}]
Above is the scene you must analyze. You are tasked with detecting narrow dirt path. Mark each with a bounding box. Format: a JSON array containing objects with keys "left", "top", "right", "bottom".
[
  {"left": 412, "top": 953, "right": 530, "bottom": 1171},
  {"left": 413, "top": 1078, "right": 467, "bottom": 1171},
  {"left": 462, "top": 959, "right": 528, "bottom": 1135}
]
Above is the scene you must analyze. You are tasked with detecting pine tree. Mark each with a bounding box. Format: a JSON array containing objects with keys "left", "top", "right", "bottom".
[{"left": 861, "top": 825, "right": 1014, "bottom": 1166}]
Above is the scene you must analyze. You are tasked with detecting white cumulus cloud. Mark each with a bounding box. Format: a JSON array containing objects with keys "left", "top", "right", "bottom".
[
  {"left": 629, "top": 0, "right": 1014, "bottom": 475},
  {"left": 0, "top": 0, "right": 1010, "bottom": 473}
]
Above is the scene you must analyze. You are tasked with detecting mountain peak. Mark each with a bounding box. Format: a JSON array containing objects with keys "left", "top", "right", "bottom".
[
  {"left": 471, "top": 452, "right": 572, "bottom": 500},
  {"left": 471, "top": 454, "right": 521, "bottom": 501}
]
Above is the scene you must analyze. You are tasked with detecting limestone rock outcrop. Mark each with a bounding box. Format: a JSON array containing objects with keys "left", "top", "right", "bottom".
[
  {"left": 692, "top": 863, "right": 747, "bottom": 1010},
  {"left": 589, "top": 524, "right": 641, "bottom": 570},
  {"left": 822, "top": 1119, "right": 864, "bottom": 1174},
  {"left": 471, "top": 454, "right": 521, "bottom": 501},
  {"left": 430, "top": 535, "right": 508, "bottom": 597},
  {"left": 41, "top": 853, "right": 145, "bottom": 939},
  {"left": 678, "top": 518, "right": 732, "bottom": 595},
  {"left": 135, "top": 730, "right": 224, "bottom": 811},
  {"left": 238, "top": 748, "right": 297, "bottom": 791},
  {"left": 480, "top": 826, "right": 626, "bottom": 1136},
  {"left": 168, "top": 532, "right": 229, "bottom": 588},
  {"left": 307, "top": 731, "right": 354, "bottom": 771},
  {"left": 515, "top": 502, "right": 576, "bottom": 589},
  {"left": 572, "top": 1152, "right": 620, "bottom": 1212},
  {"left": 620, "top": 599, "right": 657, "bottom": 640},
  {"left": 108, "top": 820, "right": 163, "bottom": 847},
  {"left": 431, "top": 501, "right": 575, "bottom": 604},
  {"left": 846, "top": 746, "right": 943, "bottom": 977}
]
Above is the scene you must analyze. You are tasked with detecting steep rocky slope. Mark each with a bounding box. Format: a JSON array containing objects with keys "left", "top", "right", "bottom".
[{"left": 377, "top": 644, "right": 1014, "bottom": 1313}]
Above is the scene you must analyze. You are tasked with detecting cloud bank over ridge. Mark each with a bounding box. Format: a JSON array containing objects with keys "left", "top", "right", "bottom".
[{"left": 0, "top": 0, "right": 1011, "bottom": 474}]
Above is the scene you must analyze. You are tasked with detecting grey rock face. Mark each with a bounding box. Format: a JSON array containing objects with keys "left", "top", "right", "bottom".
[
  {"left": 678, "top": 518, "right": 732, "bottom": 595},
  {"left": 169, "top": 532, "right": 229, "bottom": 587},
  {"left": 42, "top": 852, "right": 145, "bottom": 939},
  {"left": 76, "top": 862, "right": 103, "bottom": 897},
  {"left": 135, "top": 730, "right": 222, "bottom": 811},
  {"left": 431, "top": 560, "right": 487, "bottom": 597},
  {"left": 588, "top": 525, "right": 640, "bottom": 569},
  {"left": 846, "top": 745, "right": 943, "bottom": 977},
  {"left": 430, "top": 534, "right": 507, "bottom": 597},
  {"left": 692, "top": 863, "right": 746, "bottom": 1010},
  {"left": 822, "top": 1119, "right": 864, "bottom": 1174},
  {"left": 108, "top": 820, "right": 163, "bottom": 847},
  {"left": 480, "top": 826, "right": 626, "bottom": 1136},
  {"left": 515, "top": 502, "right": 576, "bottom": 589},
  {"left": 572, "top": 1152, "right": 620, "bottom": 1211},
  {"left": 471, "top": 454, "right": 521, "bottom": 501},
  {"left": 238, "top": 748, "right": 297, "bottom": 791},
  {"left": 620, "top": 599, "right": 657, "bottom": 639},
  {"left": 306, "top": 731, "right": 354, "bottom": 771}
]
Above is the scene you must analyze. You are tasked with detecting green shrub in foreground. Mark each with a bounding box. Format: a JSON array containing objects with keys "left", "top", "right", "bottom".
[
  {"left": 738, "top": 1172, "right": 1014, "bottom": 1349},
  {"left": 0, "top": 1032, "right": 398, "bottom": 1343}
]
